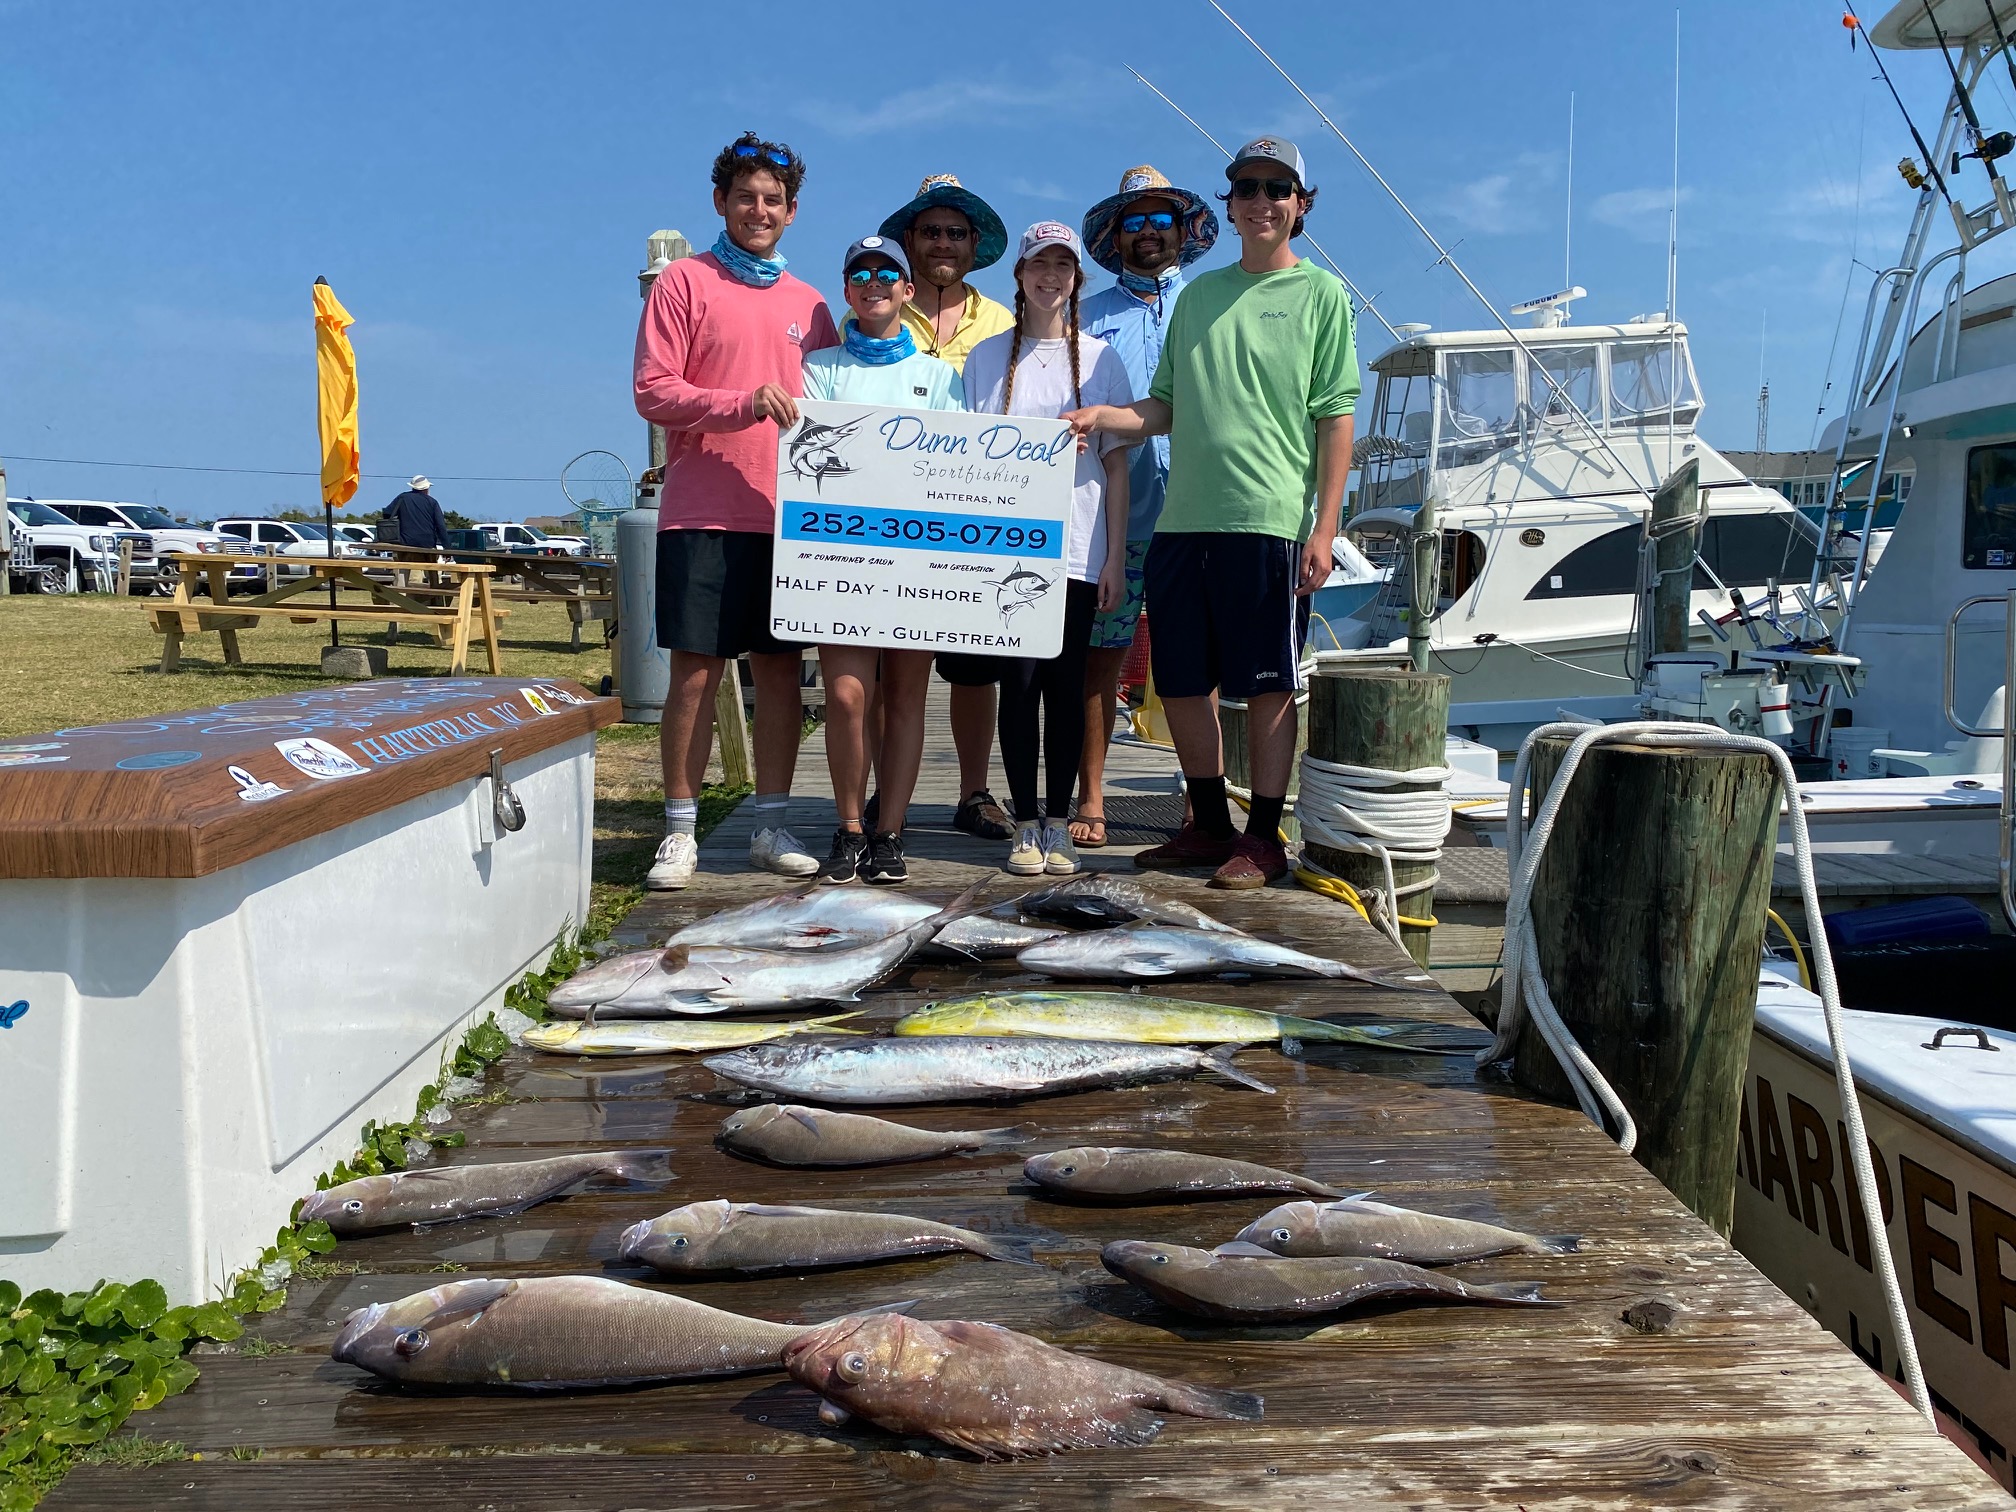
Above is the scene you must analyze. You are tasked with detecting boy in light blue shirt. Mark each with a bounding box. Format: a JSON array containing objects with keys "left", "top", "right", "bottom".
[{"left": 802, "top": 236, "right": 963, "bottom": 886}]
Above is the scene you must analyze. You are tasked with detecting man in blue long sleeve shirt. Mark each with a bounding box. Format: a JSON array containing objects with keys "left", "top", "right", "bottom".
[
  {"left": 1071, "top": 165, "right": 1218, "bottom": 847},
  {"left": 381, "top": 475, "right": 449, "bottom": 549}
]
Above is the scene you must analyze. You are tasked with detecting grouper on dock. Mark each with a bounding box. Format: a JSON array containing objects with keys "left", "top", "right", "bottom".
[
  {"left": 1016, "top": 922, "right": 1437, "bottom": 989},
  {"left": 330, "top": 1275, "right": 913, "bottom": 1388}
]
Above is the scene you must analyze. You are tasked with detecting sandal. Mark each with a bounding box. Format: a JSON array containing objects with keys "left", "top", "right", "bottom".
[{"left": 1069, "top": 812, "right": 1108, "bottom": 848}]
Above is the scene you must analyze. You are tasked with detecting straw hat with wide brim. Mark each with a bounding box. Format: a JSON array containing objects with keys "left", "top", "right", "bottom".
[
  {"left": 1081, "top": 164, "right": 1218, "bottom": 276},
  {"left": 878, "top": 174, "right": 1009, "bottom": 270}
]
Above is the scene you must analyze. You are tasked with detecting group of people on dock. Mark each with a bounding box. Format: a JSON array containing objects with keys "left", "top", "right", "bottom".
[{"left": 633, "top": 130, "right": 1357, "bottom": 892}]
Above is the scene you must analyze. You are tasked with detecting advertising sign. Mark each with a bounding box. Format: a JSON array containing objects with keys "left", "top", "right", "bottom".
[{"left": 771, "top": 399, "right": 1075, "bottom": 658}]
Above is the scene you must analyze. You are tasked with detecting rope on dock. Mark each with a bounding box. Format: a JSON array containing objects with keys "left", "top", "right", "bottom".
[
  {"left": 1293, "top": 754, "right": 1451, "bottom": 947},
  {"left": 1488, "top": 719, "right": 1934, "bottom": 1427}
]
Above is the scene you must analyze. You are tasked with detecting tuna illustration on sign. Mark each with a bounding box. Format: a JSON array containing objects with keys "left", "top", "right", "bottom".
[
  {"left": 786, "top": 417, "right": 867, "bottom": 493},
  {"left": 990, "top": 562, "right": 1054, "bottom": 624}
]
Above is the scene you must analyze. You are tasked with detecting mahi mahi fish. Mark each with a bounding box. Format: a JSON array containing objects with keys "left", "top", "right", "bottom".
[
  {"left": 1015, "top": 874, "right": 1237, "bottom": 933},
  {"left": 664, "top": 885, "right": 1065, "bottom": 957},
  {"left": 1024, "top": 1147, "right": 1341, "bottom": 1201},
  {"left": 522, "top": 1013, "right": 863, "bottom": 1057},
  {"left": 1100, "top": 1240, "right": 1560, "bottom": 1322},
  {"left": 547, "top": 879, "right": 992, "bottom": 1017},
  {"left": 1232, "top": 1197, "right": 1582, "bottom": 1265},
  {"left": 1017, "top": 922, "right": 1436, "bottom": 989},
  {"left": 783, "top": 1311, "right": 1262, "bottom": 1459},
  {"left": 330, "top": 1275, "right": 908, "bottom": 1388},
  {"left": 703, "top": 1035, "right": 1276, "bottom": 1104},
  {"left": 298, "top": 1153, "right": 665, "bottom": 1235},
  {"left": 619, "top": 1198, "right": 1033, "bottom": 1273},
  {"left": 716, "top": 1104, "right": 1038, "bottom": 1167},
  {"left": 892, "top": 992, "right": 1465, "bottom": 1054}
]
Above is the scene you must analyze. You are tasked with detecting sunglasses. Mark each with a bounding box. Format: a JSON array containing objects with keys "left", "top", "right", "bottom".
[
  {"left": 731, "top": 140, "right": 795, "bottom": 169},
  {"left": 1119, "top": 210, "right": 1178, "bottom": 234},
  {"left": 1230, "top": 177, "right": 1299, "bottom": 202},
  {"left": 847, "top": 266, "right": 904, "bottom": 286},
  {"left": 914, "top": 223, "right": 971, "bottom": 243}
]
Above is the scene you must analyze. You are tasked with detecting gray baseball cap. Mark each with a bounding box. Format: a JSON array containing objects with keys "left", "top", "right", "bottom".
[
  {"left": 1016, "top": 219, "right": 1084, "bottom": 265},
  {"left": 1227, "top": 136, "right": 1312, "bottom": 191},
  {"left": 843, "top": 234, "right": 909, "bottom": 279}
]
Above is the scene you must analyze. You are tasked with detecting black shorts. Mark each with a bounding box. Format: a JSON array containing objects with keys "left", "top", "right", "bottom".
[
  {"left": 655, "top": 528, "right": 806, "bottom": 659},
  {"left": 1143, "top": 531, "right": 1309, "bottom": 699},
  {"left": 935, "top": 652, "right": 1003, "bottom": 687}
]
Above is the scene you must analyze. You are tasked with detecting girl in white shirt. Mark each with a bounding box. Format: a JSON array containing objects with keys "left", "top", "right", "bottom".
[{"left": 963, "top": 222, "right": 1132, "bottom": 876}]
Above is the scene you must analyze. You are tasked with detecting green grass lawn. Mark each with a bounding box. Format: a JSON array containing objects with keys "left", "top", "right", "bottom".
[{"left": 0, "top": 594, "right": 747, "bottom": 896}]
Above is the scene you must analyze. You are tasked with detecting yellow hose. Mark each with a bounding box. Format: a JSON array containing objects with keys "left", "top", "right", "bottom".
[{"left": 1765, "top": 908, "right": 1812, "bottom": 991}]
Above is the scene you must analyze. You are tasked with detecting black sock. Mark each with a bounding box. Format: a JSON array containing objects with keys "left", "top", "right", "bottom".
[
  {"left": 1245, "top": 792, "right": 1285, "bottom": 840},
  {"left": 1187, "top": 775, "right": 1235, "bottom": 840}
]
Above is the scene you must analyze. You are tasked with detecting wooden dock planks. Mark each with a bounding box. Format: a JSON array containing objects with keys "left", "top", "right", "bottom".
[{"left": 45, "top": 854, "right": 2006, "bottom": 1509}]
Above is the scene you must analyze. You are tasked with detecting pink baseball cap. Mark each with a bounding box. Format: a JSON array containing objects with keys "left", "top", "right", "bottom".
[{"left": 1016, "top": 220, "right": 1084, "bottom": 264}]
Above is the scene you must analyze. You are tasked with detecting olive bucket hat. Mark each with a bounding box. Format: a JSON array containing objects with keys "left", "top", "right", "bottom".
[
  {"left": 1081, "top": 164, "right": 1218, "bottom": 276},
  {"left": 878, "top": 173, "right": 1009, "bottom": 270}
]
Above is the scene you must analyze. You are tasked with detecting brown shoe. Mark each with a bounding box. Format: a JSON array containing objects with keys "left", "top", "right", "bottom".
[
  {"left": 953, "top": 789, "right": 1014, "bottom": 842},
  {"left": 1135, "top": 822, "right": 1239, "bottom": 871},
  {"left": 1210, "top": 833, "right": 1290, "bottom": 890}
]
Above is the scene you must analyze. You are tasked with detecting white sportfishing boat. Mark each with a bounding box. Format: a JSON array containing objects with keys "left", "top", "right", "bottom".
[{"left": 1321, "top": 290, "right": 1823, "bottom": 751}]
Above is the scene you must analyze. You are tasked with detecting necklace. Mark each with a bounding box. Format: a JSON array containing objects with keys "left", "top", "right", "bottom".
[{"left": 1025, "top": 336, "right": 1066, "bottom": 370}]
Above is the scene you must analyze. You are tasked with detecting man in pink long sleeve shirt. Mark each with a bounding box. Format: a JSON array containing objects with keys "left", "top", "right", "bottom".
[{"left": 632, "top": 131, "right": 838, "bottom": 890}]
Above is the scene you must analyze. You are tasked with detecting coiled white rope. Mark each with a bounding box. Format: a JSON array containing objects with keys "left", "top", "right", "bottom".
[
  {"left": 1487, "top": 719, "right": 1932, "bottom": 1425},
  {"left": 1295, "top": 754, "right": 1452, "bottom": 948}
]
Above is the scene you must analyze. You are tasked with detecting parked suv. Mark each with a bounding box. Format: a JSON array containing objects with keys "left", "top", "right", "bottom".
[
  {"left": 5, "top": 498, "right": 157, "bottom": 594},
  {"left": 213, "top": 517, "right": 368, "bottom": 584},
  {"left": 42, "top": 500, "right": 254, "bottom": 592},
  {"left": 474, "top": 521, "right": 588, "bottom": 556}
]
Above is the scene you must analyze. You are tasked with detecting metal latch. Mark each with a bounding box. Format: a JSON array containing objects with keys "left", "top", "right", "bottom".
[
  {"left": 1922, "top": 1026, "right": 1999, "bottom": 1052},
  {"left": 489, "top": 750, "right": 525, "bottom": 834}
]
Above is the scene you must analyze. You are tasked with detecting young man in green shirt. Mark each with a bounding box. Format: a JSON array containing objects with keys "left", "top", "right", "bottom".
[{"left": 1066, "top": 136, "right": 1358, "bottom": 889}]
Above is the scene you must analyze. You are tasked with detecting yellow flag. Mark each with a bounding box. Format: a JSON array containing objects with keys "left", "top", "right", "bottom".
[{"left": 314, "top": 281, "right": 359, "bottom": 508}]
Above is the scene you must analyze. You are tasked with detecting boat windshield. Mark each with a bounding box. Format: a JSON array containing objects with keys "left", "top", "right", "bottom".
[
  {"left": 1528, "top": 344, "right": 1600, "bottom": 425},
  {"left": 1358, "top": 370, "right": 1436, "bottom": 512},
  {"left": 1608, "top": 337, "right": 1701, "bottom": 427},
  {"left": 1439, "top": 348, "right": 1520, "bottom": 465}
]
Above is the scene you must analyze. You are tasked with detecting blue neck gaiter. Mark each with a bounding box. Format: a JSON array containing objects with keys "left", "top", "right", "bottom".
[
  {"left": 843, "top": 321, "right": 917, "bottom": 366},
  {"left": 712, "top": 231, "right": 788, "bottom": 288},
  {"left": 1118, "top": 267, "right": 1180, "bottom": 298}
]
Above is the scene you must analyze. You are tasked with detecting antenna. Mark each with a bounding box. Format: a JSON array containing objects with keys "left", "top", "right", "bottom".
[
  {"left": 1564, "top": 91, "right": 1576, "bottom": 291},
  {"left": 1756, "top": 308, "right": 1770, "bottom": 453},
  {"left": 1667, "top": 12, "right": 1680, "bottom": 326}
]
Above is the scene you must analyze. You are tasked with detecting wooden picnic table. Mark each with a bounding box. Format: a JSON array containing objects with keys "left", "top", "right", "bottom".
[
  {"left": 362, "top": 544, "right": 614, "bottom": 650},
  {"left": 147, "top": 551, "right": 503, "bottom": 675}
]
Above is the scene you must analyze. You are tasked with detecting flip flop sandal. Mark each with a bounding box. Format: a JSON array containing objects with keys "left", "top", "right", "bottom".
[{"left": 1069, "top": 813, "right": 1108, "bottom": 848}]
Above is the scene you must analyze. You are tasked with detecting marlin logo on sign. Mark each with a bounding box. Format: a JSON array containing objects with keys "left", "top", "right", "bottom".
[
  {"left": 785, "top": 416, "right": 867, "bottom": 494},
  {"left": 0, "top": 1000, "right": 27, "bottom": 1029},
  {"left": 990, "top": 561, "right": 1056, "bottom": 624}
]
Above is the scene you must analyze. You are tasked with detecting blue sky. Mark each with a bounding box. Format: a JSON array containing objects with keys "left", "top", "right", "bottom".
[{"left": 3, "top": 0, "right": 2006, "bottom": 522}]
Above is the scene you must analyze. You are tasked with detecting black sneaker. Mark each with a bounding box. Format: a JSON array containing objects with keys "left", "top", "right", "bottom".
[
  {"left": 864, "top": 790, "right": 881, "bottom": 830},
  {"left": 818, "top": 827, "right": 869, "bottom": 885},
  {"left": 861, "top": 831, "right": 908, "bottom": 885},
  {"left": 953, "top": 788, "right": 1013, "bottom": 841}
]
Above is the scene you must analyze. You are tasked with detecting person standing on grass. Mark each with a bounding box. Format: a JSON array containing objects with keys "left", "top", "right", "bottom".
[
  {"left": 379, "top": 475, "right": 450, "bottom": 642},
  {"left": 1072, "top": 165, "right": 1218, "bottom": 849},
  {"left": 801, "top": 235, "right": 964, "bottom": 886},
  {"left": 1065, "top": 137, "right": 1357, "bottom": 890},
  {"left": 875, "top": 173, "right": 1017, "bottom": 844},
  {"left": 963, "top": 222, "right": 1132, "bottom": 878},
  {"left": 633, "top": 130, "right": 839, "bottom": 890}
]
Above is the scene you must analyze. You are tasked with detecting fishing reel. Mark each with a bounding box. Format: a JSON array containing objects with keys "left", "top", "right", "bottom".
[
  {"left": 1899, "top": 156, "right": 1929, "bottom": 190},
  {"left": 1954, "top": 131, "right": 2016, "bottom": 175}
]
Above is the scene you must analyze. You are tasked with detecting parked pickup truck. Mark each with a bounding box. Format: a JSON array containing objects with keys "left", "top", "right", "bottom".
[
  {"left": 41, "top": 500, "right": 256, "bottom": 592},
  {"left": 472, "top": 522, "right": 589, "bottom": 557},
  {"left": 5, "top": 498, "right": 157, "bottom": 594},
  {"left": 213, "top": 517, "right": 370, "bottom": 585}
]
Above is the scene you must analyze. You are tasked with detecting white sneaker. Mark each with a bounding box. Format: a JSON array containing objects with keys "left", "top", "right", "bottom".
[
  {"left": 1006, "top": 820, "right": 1046, "bottom": 876},
  {"left": 645, "top": 832, "right": 699, "bottom": 890},
  {"left": 1042, "top": 822, "right": 1081, "bottom": 876},
  {"left": 750, "top": 826, "right": 819, "bottom": 877}
]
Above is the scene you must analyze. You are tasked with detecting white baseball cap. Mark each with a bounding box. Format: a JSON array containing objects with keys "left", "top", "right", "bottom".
[
  {"left": 1016, "top": 220, "right": 1083, "bottom": 265},
  {"left": 410, "top": 475, "right": 431, "bottom": 490}
]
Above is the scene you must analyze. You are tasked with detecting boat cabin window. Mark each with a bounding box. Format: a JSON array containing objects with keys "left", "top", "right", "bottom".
[
  {"left": 1527, "top": 344, "right": 1600, "bottom": 424},
  {"left": 1607, "top": 338, "right": 1701, "bottom": 427},
  {"left": 1358, "top": 370, "right": 1436, "bottom": 513},
  {"left": 1697, "top": 513, "right": 1819, "bottom": 587},
  {"left": 1525, "top": 523, "right": 1639, "bottom": 599},
  {"left": 1963, "top": 443, "right": 2016, "bottom": 569},
  {"left": 1439, "top": 348, "right": 1520, "bottom": 464},
  {"left": 1440, "top": 530, "right": 1486, "bottom": 601}
]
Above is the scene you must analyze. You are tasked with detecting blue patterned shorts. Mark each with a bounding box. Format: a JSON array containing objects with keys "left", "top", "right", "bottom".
[{"left": 1088, "top": 538, "right": 1150, "bottom": 649}]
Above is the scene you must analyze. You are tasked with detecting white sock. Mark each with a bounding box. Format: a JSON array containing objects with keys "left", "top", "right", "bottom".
[
  {"left": 752, "top": 792, "right": 789, "bottom": 830},
  {"left": 664, "top": 798, "right": 698, "bottom": 838}
]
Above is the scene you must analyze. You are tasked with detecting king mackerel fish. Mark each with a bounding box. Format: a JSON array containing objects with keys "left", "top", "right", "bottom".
[{"left": 1017, "top": 922, "right": 1436, "bottom": 990}]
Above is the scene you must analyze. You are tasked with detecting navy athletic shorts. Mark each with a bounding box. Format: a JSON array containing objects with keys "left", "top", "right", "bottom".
[
  {"left": 1143, "top": 531, "right": 1310, "bottom": 699},
  {"left": 655, "top": 528, "right": 806, "bottom": 659}
]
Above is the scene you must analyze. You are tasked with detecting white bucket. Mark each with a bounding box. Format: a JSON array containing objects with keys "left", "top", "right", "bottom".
[{"left": 1830, "top": 726, "right": 1891, "bottom": 780}]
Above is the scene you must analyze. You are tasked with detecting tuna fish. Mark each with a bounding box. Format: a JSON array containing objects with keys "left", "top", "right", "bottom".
[
  {"left": 715, "top": 1105, "right": 1037, "bottom": 1168},
  {"left": 666, "top": 886, "right": 1062, "bottom": 958},
  {"left": 618, "top": 1199, "right": 1032, "bottom": 1273},
  {"left": 1015, "top": 874, "right": 1237, "bottom": 933},
  {"left": 1231, "top": 1197, "right": 1582, "bottom": 1265},
  {"left": 783, "top": 1311, "right": 1262, "bottom": 1458},
  {"left": 299, "top": 1153, "right": 664, "bottom": 1235},
  {"left": 1017, "top": 922, "right": 1436, "bottom": 990},
  {"left": 1023, "top": 1147, "right": 1342, "bottom": 1201}
]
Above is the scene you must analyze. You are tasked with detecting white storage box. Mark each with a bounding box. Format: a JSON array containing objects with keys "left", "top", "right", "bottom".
[{"left": 0, "top": 677, "right": 616, "bottom": 1302}]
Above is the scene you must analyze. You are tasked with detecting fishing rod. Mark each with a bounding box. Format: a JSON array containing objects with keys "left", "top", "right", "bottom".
[
  {"left": 1124, "top": 65, "right": 1401, "bottom": 343},
  {"left": 1200, "top": 0, "right": 1657, "bottom": 513},
  {"left": 1985, "top": 0, "right": 2016, "bottom": 105},
  {"left": 1922, "top": 0, "right": 2013, "bottom": 185},
  {"left": 1845, "top": 4, "right": 1957, "bottom": 203}
]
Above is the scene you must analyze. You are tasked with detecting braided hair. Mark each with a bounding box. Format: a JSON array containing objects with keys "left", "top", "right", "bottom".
[{"left": 1002, "top": 258, "right": 1085, "bottom": 414}]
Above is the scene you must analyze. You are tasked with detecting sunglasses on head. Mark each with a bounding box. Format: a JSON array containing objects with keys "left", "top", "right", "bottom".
[
  {"left": 847, "top": 266, "right": 903, "bottom": 286},
  {"left": 731, "top": 140, "right": 795, "bottom": 169},
  {"left": 1119, "top": 210, "right": 1178, "bottom": 234},
  {"left": 1230, "top": 177, "right": 1299, "bottom": 202},
  {"left": 915, "top": 223, "right": 971, "bottom": 243}
]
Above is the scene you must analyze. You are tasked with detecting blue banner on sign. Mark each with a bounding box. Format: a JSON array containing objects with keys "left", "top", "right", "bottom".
[{"left": 779, "top": 502, "right": 1062, "bottom": 560}]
